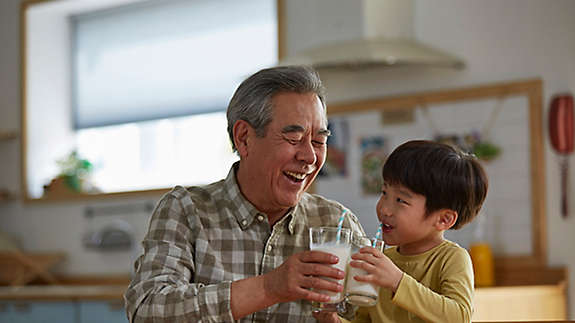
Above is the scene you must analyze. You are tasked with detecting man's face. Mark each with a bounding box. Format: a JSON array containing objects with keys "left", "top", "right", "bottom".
[{"left": 240, "top": 91, "right": 329, "bottom": 214}]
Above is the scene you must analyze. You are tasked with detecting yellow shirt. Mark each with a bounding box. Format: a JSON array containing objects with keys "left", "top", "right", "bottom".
[{"left": 346, "top": 240, "right": 474, "bottom": 323}]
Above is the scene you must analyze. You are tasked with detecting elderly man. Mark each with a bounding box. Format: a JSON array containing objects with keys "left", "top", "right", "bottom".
[{"left": 125, "top": 65, "right": 364, "bottom": 322}]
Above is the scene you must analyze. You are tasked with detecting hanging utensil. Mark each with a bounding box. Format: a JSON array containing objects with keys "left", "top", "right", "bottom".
[{"left": 549, "top": 94, "right": 574, "bottom": 218}]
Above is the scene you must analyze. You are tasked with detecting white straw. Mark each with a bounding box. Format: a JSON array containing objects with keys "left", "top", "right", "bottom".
[{"left": 335, "top": 210, "right": 347, "bottom": 243}]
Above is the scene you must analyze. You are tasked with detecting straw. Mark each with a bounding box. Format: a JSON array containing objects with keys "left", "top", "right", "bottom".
[
  {"left": 335, "top": 210, "right": 347, "bottom": 243},
  {"left": 372, "top": 223, "right": 383, "bottom": 247}
]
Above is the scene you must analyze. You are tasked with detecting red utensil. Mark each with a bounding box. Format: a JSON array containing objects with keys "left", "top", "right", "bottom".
[{"left": 549, "top": 94, "right": 574, "bottom": 218}]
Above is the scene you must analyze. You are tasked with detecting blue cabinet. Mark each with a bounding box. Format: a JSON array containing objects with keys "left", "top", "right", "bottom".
[
  {"left": 0, "top": 302, "right": 14, "bottom": 323},
  {"left": 0, "top": 300, "right": 128, "bottom": 323},
  {"left": 0, "top": 301, "right": 76, "bottom": 323},
  {"left": 78, "top": 301, "right": 128, "bottom": 323}
]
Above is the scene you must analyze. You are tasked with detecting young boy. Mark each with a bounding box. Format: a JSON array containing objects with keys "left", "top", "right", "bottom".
[{"left": 315, "top": 140, "right": 488, "bottom": 323}]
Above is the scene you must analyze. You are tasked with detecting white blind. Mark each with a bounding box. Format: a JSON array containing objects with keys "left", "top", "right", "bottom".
[{"left": 72, "top": 0, "right": 277, "bottom": 129}]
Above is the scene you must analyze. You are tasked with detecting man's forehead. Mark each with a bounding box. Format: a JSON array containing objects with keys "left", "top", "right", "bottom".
[{"left": 269, "top": 92, "right": 329, "bottom": 134}]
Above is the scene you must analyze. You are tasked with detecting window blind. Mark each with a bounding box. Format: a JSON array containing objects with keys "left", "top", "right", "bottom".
[{"left": 72, "top": 0, "right": 277, "bottom": 129}]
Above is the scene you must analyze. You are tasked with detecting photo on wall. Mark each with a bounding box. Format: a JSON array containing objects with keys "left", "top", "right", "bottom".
[{"left": 359, "top": 135, "right": 390, "bottom": 195}]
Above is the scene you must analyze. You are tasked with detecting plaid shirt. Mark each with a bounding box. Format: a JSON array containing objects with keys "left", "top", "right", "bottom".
[{"left": 125, "top": 164, "right": 365, "bottom": 323}]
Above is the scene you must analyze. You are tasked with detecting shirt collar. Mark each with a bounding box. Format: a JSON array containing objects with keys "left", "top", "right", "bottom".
[{"left": 224, "top": 162, "right": 303, "bottom": 234}]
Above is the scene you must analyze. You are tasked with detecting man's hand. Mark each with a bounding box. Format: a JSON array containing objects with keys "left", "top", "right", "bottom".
[
  {"left": 350, "top": 247, "right": 403, "bottom": 292},
  {"left": 263, "top": 250, "right": 346, "bottom": 304}
]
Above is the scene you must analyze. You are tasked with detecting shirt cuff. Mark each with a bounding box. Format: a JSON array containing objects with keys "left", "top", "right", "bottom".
[{"left": 196, "top": 281, "right": 235, "bottom": 322}]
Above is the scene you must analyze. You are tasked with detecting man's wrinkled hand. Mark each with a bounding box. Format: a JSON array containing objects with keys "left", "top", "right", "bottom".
[{"left": 263, "top": 250, "right": 346, "bottom": 303}]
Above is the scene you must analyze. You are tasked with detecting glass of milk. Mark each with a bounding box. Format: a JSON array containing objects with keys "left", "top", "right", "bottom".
[
  {"left": 345, "top": 235, "right": 385, "bottom": 307},
  {"left": 309, "top": 226, "right": 352, "bottom": 312}
]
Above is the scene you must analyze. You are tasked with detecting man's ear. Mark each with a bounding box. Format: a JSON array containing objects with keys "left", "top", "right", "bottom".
[
  {"left": 435, "top": 209, "right": 458, "bottom": 230},
  {"left": 233, "top": 120, "right": 251, "bottom": 158}
]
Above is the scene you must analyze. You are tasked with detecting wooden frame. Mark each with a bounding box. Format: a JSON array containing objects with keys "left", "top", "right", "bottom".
[
  {"left": 326, "top": 78, "right": 546, "bottom": 266},
  {"left": 19, "top": 0, "right": 285, "bottom": 203}
]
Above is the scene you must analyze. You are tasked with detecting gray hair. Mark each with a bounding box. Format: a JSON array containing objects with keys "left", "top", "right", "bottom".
[{"left": 226, "top": 65, "right": 326, "bottom": 152}]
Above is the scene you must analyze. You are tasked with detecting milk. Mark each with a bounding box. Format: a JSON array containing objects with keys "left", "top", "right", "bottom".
[
  {"left": 344, "top": 237, "right": 384, "bottom": 306},
  {"left": 310, "top": 242, "right": 351, "bottom": 303},
  {"left": 345, "top": 265, "right": 379, "bottom": 306}
]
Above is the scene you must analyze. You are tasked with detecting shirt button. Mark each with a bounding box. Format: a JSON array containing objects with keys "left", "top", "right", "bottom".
[
  {"left": 241, "top": 219, "right": 247, "bottom": 226},
  {"left": 267, "top": 245, "right": 273, "bottom": 252},
  {"left": 257, "top": 215, "right": 264, "bottom": 222}
]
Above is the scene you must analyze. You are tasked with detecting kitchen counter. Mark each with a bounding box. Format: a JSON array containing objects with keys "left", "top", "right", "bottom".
[{"left": 0, "top": 264, "right": 567, "bottom": 321}]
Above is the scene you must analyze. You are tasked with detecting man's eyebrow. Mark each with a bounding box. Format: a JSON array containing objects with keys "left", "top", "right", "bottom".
[
  {"left": 281, "top": 125, "right": 305, "bottom": 133},
  {"left": 281, "top": 125, "right": 331, "bottom": 137}
]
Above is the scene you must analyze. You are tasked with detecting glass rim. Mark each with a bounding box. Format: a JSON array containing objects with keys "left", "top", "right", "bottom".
[{"left": 309, "top": 226, "right": 351, "bottom": 233}]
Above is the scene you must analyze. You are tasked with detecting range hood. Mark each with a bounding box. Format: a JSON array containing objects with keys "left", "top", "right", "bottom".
[{"left": 279, "top": 0, "right": 465, "bottom": 70}]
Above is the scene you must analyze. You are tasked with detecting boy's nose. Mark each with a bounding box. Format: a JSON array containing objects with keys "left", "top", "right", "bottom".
[
  {"left": 381, "top": 207, "right": 392, "bottom": 216},
  {"left": 377, "top": 204, "right": 392, "bottom": 221}
]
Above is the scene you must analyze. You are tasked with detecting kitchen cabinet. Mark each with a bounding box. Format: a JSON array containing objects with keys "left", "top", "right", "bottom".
[
  {"left": 0, "top": 300, "right": 129, "bottom": 323},
  {"left": 0, "top": 283, "right": 129, "bottom": 323},
  {"left": 0, "top": 301, "right": 76, "bottom": 323},
  {"left": 473, "top": 283, "right": 566, "bottom": 321},
  {"left": 472, "top": 263, "right": 568, "bottom": 321},
  {"left": 78, "top": 301, "right": 128, "bottom": 323}
]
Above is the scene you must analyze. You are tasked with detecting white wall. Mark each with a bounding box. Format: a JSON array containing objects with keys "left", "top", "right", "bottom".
[
  {"left": 1, "top": 0, "right": 575, "bottom": 317},
  {"left": 315, "top": 97, "right": 533, "bottom": 257},
  {"left": 305, "top": 0, "right": 575, "bottom": 317}
]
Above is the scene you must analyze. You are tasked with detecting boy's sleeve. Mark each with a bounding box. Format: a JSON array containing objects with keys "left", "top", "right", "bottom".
[{"left": 391, "top": 248, "right": 474, "bottom": 323}]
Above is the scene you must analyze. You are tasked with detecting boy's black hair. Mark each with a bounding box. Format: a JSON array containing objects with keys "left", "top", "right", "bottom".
[{"left": 382, "top": 140, "right": 488, "bottom": 230}]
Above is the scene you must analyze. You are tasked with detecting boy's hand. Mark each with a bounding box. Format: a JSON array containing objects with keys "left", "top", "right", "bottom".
[
  {"left": 312, "top": 311, "right": 341, "bottom": 323},
  {"left": 350, "top": 247, "right": 404, "bottom": 293}
]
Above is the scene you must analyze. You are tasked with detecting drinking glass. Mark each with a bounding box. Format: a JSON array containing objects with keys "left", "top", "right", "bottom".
[
  {"left": 309, "top": 226, "right": 352, "bottom": 312},
  {"left": 345, "top": 235, "right": 385, "bottom": 306}
]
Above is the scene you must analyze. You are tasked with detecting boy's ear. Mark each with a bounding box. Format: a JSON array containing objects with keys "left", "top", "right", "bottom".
[
  {"left": 233, "top": 120, "right": 251, "bottom": 158},
  {"left": 435, "top": 209, "right": 458, "bottom": 230}
]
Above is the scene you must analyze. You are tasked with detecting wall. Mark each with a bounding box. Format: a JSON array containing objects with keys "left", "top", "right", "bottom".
[
  {"left": 1, "top": 0, "right": 575, "bottom": 317},
  {"left": 291, "top": 0, "right": 575, "bottom": 316},
  {"left": 315, "top": 97, "right": 533, "bottom": 256}
]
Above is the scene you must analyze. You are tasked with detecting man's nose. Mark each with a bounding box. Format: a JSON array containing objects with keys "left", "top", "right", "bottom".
[{"left": 296, "top": 140, "right": 317, "bottom": 165}]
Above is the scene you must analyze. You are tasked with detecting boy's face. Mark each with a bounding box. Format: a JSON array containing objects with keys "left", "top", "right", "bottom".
[{"left": 376, "top": 182, "right": 445, "bottom": 255}]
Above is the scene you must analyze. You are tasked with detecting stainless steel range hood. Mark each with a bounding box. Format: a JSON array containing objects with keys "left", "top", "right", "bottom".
[{"left": 279, "top": 0, "right": 465, "bottom": 70}]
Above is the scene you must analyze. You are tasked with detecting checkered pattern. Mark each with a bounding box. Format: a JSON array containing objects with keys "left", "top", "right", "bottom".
[{"left": 125, "top": 164, "right": 365, "bottom": 322}]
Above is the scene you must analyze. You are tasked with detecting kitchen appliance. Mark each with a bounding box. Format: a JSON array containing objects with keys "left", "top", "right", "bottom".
[
  {"left": 279, "top": 0, "right": 465, "bottom": 70},
  {"left": 549, "top": 94, "right": 574, "bottom": 218}
]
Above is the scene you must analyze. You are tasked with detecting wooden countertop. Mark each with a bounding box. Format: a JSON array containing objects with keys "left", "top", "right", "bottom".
[{"left": 0, "top": 284, "right": 127, "bottom": 301}]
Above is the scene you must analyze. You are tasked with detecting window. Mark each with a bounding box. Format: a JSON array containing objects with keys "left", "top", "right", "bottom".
[{"left": 23, "top": 0, "right": 279, "bottom": 199}]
